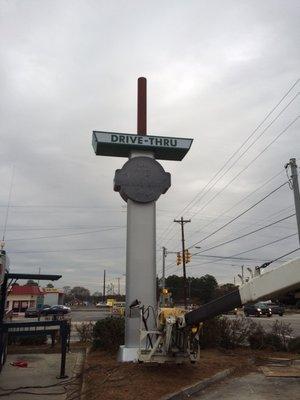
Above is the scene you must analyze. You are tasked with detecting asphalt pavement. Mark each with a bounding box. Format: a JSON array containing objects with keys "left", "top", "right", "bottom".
[
  {"left": 71, "top": 308, "right": 111, "bottom": 321},
  {"left": 191, "top": 372, "right": 300, "bottom": 400}
]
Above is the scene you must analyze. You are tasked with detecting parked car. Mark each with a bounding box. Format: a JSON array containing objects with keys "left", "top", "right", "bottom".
[
  {"left": 265, "top": 302, "right": 285, "bottom": 316},
  {"left": 41, "top": 305, "right": 71, "bottom": 316},
  {"left": 24, "top": 304, "right": 51, "bottom": 318},
  {"left": 25, "top": 307, "right": 40, "bottom": 318},
  {"left": 244, "top": 302, "right": 272, "bottom": 317}
]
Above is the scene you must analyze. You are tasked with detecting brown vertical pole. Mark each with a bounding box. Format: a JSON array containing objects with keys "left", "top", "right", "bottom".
[{"left": 137, "top": 77, "right": 147, "bottom": 135}]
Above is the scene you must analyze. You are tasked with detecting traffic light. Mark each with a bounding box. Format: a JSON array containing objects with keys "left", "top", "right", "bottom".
[
  {"left": 185, "top": 249, "right": 192, "bottom": 263},
  {"left": 176, "top": 252, "right": 182, "bottom": 265}
]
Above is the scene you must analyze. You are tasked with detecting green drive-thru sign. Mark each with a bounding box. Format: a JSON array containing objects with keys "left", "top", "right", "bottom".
[{"left": 92, "top": 131, "right": 193, "bottom": 161}]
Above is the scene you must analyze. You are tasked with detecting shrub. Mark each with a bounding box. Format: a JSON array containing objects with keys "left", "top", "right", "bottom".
[
  {"left": 248, "top": 320, "right": 293, "bottom": 351},
  {"left": 288, "top": 336, "right": 300, "bottom": 353},
  {"left": 75, "top": 322, "right": 94, "bottom": 343},
  {"left": 217, "top": 317, "right": 251, "bottom": 349},
  {"left": 92, "top": 316, "right": 125, "bottom": 352},
  {"left": 264, "top": 333, "right": 286, "bottom": 351},
  {"left": 199, "top": 317, "right": 252, "bottom": 349},
  {"left": 248, "top": 323, "right": 266, "bottom": 350},
  {"left": 271, "top": 320, "right": 293, "bottom": 350}
]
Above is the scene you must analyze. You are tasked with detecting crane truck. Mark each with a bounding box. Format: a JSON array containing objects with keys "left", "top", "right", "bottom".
[{"left": 136, "top": 257, "right": 300, "bottom": 363}]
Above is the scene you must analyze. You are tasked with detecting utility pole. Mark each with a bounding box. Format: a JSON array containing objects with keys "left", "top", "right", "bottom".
[
  {"left": 174, "top": 217, "right": 191, "bottom": 309},
  {"left": 117, "top": 277, "right": 120, "bottom": 296},
  {"left": 162, "top": 246, "right": 167, "bottom": 307},
  {"left": 286, "top": 158, "right": 300, "bottom": 245},
  {"left": 102, "top": 269, "right": 106, "bottom": 303}
]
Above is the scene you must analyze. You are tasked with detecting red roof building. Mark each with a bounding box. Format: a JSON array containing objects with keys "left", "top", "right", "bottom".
[
  {"left": 7, "top": 285, "right": 44, "bottom": 313},
  {"left": 9, "top": 285, "right": 44, "bottom": 296}
]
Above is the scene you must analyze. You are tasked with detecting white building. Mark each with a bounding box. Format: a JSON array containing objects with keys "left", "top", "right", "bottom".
[{"left": 42, "top": 287, "right": 64, "bottom": 306}]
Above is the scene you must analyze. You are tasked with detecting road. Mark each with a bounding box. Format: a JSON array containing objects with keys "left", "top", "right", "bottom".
[
  {"left": 71, "top": 309, "right": 111, "bottom": 321},
  {"left": 226, "top": 313, "right": 300, "bottom": 337}
]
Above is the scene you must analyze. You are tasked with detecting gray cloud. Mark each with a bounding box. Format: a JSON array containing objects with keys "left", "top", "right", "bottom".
[{"left": 0, "top": 0, "right": 299, "bottom": 293}]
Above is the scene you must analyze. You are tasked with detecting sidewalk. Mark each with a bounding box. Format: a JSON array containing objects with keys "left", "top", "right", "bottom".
[
  {"left": 0, "top": 351, "right": 84, "bottom": 399},
  {"left": 191, "top": 372, "right": 300, "bottom": 399}
]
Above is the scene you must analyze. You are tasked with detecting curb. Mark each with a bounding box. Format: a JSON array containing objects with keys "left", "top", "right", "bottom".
[
  {"left": 160, "top": 368, "right": 235, "bottom": 400},
  {"left": 80, "top": 346, "right": 91, "bottom": 400},
  {"left": 65, "top": 348, "right": 86, "bottom": 399}
]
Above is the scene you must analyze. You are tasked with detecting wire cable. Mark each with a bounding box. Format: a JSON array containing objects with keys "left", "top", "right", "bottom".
[
  {"left": 188, "top": 181, "right": 288, "bottom": 248},
  {"left": 193, "top": 213, "right": 295, "bottom": 254},
  {"left": 165, "top": 230, "right": 298, "bottom": 276},
  {"left": 157, "top": 80, "right": 300, "bottom": 243},
  {"left": 5, "top": 226, "right": 125, "bottom": 242},
  {"left": 271, "top": 248, "right": 300, "bottom": 263},
  {"left": 188, "top": 94, "right": 299, "bottom": 222},
  {"left": 187, "top": 115, "right": 300, "bottom": 224},
  {"left": 9, "top": 246, "right": 125, "bottom": 254},
  {"left": 188, "top": 169, "right": 285, "bottom": 238},
  {"left": 158, "top": 169, "right": 286, "bottom": 255},
  {"left": 164, "top": 113, "right": 299, "bottom": 254}
]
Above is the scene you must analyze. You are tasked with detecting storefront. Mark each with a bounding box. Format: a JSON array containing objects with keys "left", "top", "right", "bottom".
[{"left": 7, "top": 285, "right": 44, "bottom": 313}]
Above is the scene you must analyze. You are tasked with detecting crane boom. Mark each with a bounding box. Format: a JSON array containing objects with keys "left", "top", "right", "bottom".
[{"left": 185, "top": 258, "right": 300, "bottom": 326}]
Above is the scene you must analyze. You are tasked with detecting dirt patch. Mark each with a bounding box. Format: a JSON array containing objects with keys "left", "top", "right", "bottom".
[{"left": 82, "top": 348, "right": 258, "bottom": 400}]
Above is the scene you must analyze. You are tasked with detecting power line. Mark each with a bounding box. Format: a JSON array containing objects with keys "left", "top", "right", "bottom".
[
  {"left": 271, "top": 248, "right": 300, "bottom": 263},
  {"left": 187, "top": 115, "right": 300, "bottom": 223},
  {"left": 188, "top": 170, "right": 285, "bottom": 239},
  {"left": 5, "top": 226, "right": 125, "bottom": 242},
  {"left": 191, "top": 233, "right": 298, "bottom": 263},
  {"left": 191, "top": 254, "right": 284, "bottom": 262},
  {"left": 157, "top": 80, "right": 299, "bottom": 244},
  {"left": 170, "top": 238, "right": 298, "bottom": 274},
  {"left": 159, "top": 169, "right": 286, "bottom": 253},
  {"left": 189, "top": 93, "right": 299, "bottom": 221},
  {"left": 8, "top": 246, "right": 125, "bottom": 254},
  {"left": 224, "top": 232, "right": 298, "bottom": 258},
  {"left": 188, "top": 181, "right": 288, "bottom": 249},
  {"left": 195, "top": 214, "right": 295, "bottom": 254},
  {"left": 3, "top": 225, "right": 125, "bottom": 232},
  {"left": 159, "top": 205, "right": 295, "bottom": 276}
]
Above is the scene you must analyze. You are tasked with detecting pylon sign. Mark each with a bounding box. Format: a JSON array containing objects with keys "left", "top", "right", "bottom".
[
  {"left": 92, "top": 78, "right": 193, "bottom": 362},
  {"left": 92, "top": 131, "right": 193, "bottom": 161},
  {"left": 114, "top": 157, "right": 171, "bottom": 203}
]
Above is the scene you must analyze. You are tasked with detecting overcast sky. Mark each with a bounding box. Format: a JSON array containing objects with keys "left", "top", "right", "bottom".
[{"left": 0, "top": 0, "right": 299, "bottom": 294}]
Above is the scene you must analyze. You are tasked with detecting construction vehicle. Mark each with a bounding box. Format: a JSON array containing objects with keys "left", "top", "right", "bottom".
[{"left": 136, "top": 258, "right": 300, "bottom": 363}]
